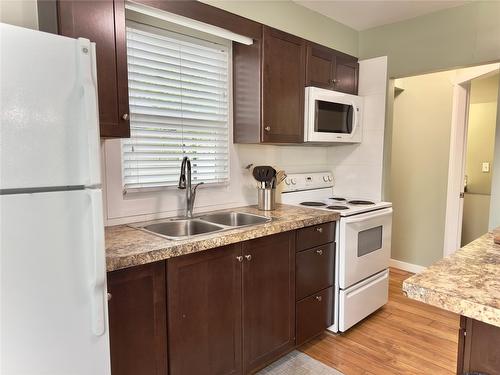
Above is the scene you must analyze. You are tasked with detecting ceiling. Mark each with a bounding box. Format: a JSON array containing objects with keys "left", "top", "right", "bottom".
[{"left": 293, "top": 0, "right": 470, "bottom": 31}]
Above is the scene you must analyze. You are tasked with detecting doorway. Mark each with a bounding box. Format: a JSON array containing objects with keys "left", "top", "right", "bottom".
[
  {"left": 443, "top": 64, "right": 500, "bottom": 256},
  {"left": 461, "top": 73, "right": 499, "bottom": 246}
]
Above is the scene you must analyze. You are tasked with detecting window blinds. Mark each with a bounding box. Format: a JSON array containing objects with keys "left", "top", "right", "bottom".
[{"left": 122, "top": 24, "right": 229, "bottom": 191}]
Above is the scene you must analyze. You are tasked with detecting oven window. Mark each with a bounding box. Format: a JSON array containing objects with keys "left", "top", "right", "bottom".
[
  {"left": 358, "top": 226, "right": 383, "bottom": 257},
  {"left": 315, "top": 100, "right": 353, "bottom": 134}
]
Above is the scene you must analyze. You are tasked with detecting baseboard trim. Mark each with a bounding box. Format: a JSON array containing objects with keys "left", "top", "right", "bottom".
[{"left": 390, "top": 259, "right": 426, "bottom": 274}]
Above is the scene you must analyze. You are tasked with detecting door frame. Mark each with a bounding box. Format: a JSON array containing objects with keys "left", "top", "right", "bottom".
[{"left": 443, "top": 63, "right": 500, "bottom": 257}]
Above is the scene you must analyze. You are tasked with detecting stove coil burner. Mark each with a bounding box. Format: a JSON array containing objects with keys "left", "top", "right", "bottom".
[
  {"left": 326, "top": 205, "right": 349, "bottom": 210},
  {"left": 300, "top": 202, "right": 327, "bottom": 207},
  {"left": 348, "top": 200, "right": 375, "bottom": 205},
  {"left": 330, "top": 197, "right": 346, "bottom": 201}
]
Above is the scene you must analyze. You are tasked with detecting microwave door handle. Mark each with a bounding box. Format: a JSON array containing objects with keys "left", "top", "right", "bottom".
[{"left": 350, "top": 102, "right": 359, "bottom": 136}]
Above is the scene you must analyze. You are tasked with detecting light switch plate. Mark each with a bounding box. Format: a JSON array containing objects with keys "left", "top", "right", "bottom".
[{"left": 482, "top": 162, "right": 490, "bottom": 173}]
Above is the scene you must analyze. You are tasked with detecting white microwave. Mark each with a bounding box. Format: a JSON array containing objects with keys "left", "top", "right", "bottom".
[{"left": 304, "top": 87, "right": 363, "bottom": 143}]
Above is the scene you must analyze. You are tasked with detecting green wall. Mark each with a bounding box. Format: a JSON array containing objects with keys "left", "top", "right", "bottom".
[
  {"left": 359, "top": 1, "right": 500, "bottom": 79},
  {"left": 391, "top": 71, "right": 455, "bottom": 267},
  {"left": 200, "top": 0, "right": 358, "bottom": 56}
]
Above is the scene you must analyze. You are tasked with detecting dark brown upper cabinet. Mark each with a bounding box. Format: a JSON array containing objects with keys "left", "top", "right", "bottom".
[
  {"left": 305, "top": 42, "right": 359, "bottom": 95},
  {"left": 234, "top": 26, "right": 306, "bottom": 144},
  {"left": 38, "top": 0, "right": 130, "bottom": 138}
]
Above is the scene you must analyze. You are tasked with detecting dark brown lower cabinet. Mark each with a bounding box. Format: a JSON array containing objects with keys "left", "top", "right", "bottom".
[
  {"left": 296, "top": 287, "right": 333, "bottom": 346},
  {"left": 167, "top": 244, "right": 243, "bottom": 375},
  {"left": 457, "top": 316, "right": 500, "bottom": 375},
  {"left": 242, "top": 232, "right": 296, "bottom": 373},
  {"left": 107, "top": 261, "right": 168, "bottom": 375}
]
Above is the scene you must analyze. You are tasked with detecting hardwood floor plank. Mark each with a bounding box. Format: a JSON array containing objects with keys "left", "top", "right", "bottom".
[{"left": 299, "top": 267, "right": 459, "bottom": 375}]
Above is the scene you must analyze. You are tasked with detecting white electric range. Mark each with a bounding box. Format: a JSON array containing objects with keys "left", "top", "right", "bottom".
[{"left": 281, "top": 172, "right": 393, "bottom": 332}]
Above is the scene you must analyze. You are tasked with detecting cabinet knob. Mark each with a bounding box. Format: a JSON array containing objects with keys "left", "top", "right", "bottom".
[
  {"left": 315, "top": 227, "right": 323, "bottom": 233},
  {"left": 107, "top": 293, "right": 112, "bottom": 301},
  {"left": 264, "top": 126, "right": 271, "bottom": 132},
  {"left": 316, "top": 249, "right": 323, "bottom": 255},
  {"left": 332, "top": 79, "right": 339, "bottom": 85},
  {"left": 236, "top": 256, "right": 243, "bottom": 262},
  {"left": 245, "top": 254, "right": 252, "bottom": 261},
  {"left": 122, "top": 113, "right": 129, "bottom": 121},
  {"left": 316, "top": 295, "right": 322, "bottom": 302}
]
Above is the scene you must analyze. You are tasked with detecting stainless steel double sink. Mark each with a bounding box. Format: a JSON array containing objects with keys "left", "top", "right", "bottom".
[{"left": 140, "top": 211, "right": 272, "bottom": 240}]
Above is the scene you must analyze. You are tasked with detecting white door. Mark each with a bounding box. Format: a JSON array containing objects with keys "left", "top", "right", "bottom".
[
  {"left": 0, "top": 24, "right": 101, "bottom": 190},
  {"left": 339, "top": 208, "right": 392, "bottom": 289},
  {"left": 0, "top": 189, "right": 110, "bottom": 375}
]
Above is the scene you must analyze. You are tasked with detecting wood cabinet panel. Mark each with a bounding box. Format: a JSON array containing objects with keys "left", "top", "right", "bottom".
[
  {"left": 167, "top": 245, "right": 243, "bottom": 375},
  {"left": 334, "top": 57, "right": 359, "bottom": 95},
  {"left": 107, "top": 262, "right": 167, "bottom": 375},
  {"left": 458, "top": 316, "right": 500, "bottom": 375},
  {"left": 242, "top": 232, "right": 296, "bottom": 373},
  {"left": 296, "top": 287, "right": 333, "bottom": 346},
  {"left": 305, "top": 43, "right": 335, "bottom": 89},
  {"left": 40, "top": 0, "right": 130, "bottom": 138},
  {"left": 296, "top": 222, "right": 336, "bottom": 252},
  {"left": 296, "top": 243, "right": 335, "bottom": 301},
  {"left": 261, "top": 27, "right": 305, "bottom": 143}
]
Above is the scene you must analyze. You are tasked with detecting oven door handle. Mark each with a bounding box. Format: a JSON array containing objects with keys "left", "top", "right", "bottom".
[{"left": 343, "top": 207, "right": 393, "bottom": 224}]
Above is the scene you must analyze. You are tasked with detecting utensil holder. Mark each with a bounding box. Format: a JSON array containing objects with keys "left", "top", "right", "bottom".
[{"left": 257, "top": 187, "right": 276, "bottom": 211}]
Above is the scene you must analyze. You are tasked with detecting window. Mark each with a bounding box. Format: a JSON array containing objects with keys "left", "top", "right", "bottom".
[{"left": 122, "top": 22, "right": 229, "bottom": 191}]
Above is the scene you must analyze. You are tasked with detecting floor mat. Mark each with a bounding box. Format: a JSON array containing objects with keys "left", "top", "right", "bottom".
[{"left": 257, "top": 350, "right": 344, "bottom": 375}]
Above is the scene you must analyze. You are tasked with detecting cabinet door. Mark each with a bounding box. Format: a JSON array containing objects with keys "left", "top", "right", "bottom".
[
  {"left": 56, "top": 0, "right": 130, "bottom": 137},
  {"left": 305, "top": 43, "right": 335, "bottom": 89},
  {"left": 296, "top": 287, "right": 333, "bottom": 346},
  {"left": 459, "top": 316, "right": 500, "bottom": 375},
  {"left": 262, "top": 26, "right": 305, "bottom": 143},
  {"left": 333, "top": 56, "right": 359, "bottom": 95},
  {"left": 242, "top": 232, "right": 295, "bottom": 373},
  {"left": 107, "top": 262, "right": 167, "bottom": 375},
  {"left": 167, "top": 245, "right": 243, "bottom": 375}
]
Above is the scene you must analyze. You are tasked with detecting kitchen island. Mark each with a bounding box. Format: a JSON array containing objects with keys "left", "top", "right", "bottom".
[{"left": 403, "top": 230, "right": 500, "bottom": 375}]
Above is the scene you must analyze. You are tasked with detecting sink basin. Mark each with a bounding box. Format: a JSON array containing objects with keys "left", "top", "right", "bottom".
[
  {"left": 199, "top": 212, "right": 271, "bottom": 227},
  {"left": 143, "top": 219, "right": 224, "bottom": 239}
]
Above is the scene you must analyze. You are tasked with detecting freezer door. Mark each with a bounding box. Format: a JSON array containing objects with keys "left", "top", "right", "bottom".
[
  {"left": 0, "top": 23, "right": 101, "bottom": 190},
  {"left": 0, "top": 189, "right": 110, "bottom": 375}
]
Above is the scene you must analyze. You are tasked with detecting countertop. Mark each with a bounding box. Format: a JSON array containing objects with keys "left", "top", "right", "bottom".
[
  {"left": 105, "top": 204, "right": 339, "bottom": 272},
  {"left": 403, "top": 230, "right": 500, "bottom": 328}
]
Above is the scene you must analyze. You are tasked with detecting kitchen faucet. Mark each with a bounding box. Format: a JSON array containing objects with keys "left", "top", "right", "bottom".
[{"left": 178, "top": 156, "right": 204, "bottom": 218}]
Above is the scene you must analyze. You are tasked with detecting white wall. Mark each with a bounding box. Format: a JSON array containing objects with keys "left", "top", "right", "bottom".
[
  {"left": 0, "top": 0, "right": 38, "bottom": 29},
  {"left": 328, "top": 57, "right": 387, "bottom": 201}
]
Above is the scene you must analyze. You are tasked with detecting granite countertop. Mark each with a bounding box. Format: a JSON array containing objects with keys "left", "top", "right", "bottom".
[
  {"left": 105, "top": 204, "right": 339, "bottom": 272},
  {"left": 403, "top": 230, "right": 500, "bottom": 328}
]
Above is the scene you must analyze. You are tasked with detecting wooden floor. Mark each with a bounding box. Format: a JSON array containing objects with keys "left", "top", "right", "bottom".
[{"left": 299, "top": 268, "right": 460, "bottom": 375}]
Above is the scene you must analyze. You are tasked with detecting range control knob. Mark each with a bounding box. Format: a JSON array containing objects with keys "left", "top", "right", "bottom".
[
  {"left": 284, "top": 178, "right": 291, "bottom": 185},
  {"left": 323, "top": 176, "right": 329, "bottom": 182},
  {"left": 328, "top": 175, "right": 333, "bottom": 182},
  {"left": 291, "top": 178, "right": 297, "bottom": 185}
]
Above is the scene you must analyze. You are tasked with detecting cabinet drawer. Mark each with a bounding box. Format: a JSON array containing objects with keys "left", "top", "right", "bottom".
[
  {"left": 296, "top": 222, "right": 335, "bottom": 251},
  {"left": 296, "top": 243, "right": 334, "bottom": 301},
  {"left": 296, "top": 287, "right": 333, "bottom": 346}
]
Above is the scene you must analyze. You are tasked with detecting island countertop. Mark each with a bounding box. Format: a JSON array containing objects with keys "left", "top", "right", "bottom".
[
  {"left": 403, "top": 230, "right": 500, "bottom": 328},
  {"left": 105, "top": 204, "right": 339, "bottom": 272}
]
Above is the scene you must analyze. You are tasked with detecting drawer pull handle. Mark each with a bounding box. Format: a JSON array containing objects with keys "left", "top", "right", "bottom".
[
  {"left": 236, "top": 256, "right": 243, "bottom": 262},
  {"left": 315, "top": 227, "right": 323, "bottom": 233},
  {"left": 245, "top": 254, "right": 252, "bottom": 261},
  {"left": 316, "top": 296, "right": 322, "bottom": 302},
  {"left": 107, "top": 293, "right": 112, "bottom": 301},
  {"left": 316, "top": 249, "right": 323, "bottom": 255}
]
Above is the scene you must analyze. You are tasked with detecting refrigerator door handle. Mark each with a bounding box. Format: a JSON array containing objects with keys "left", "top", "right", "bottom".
[
  {"left": 88, "top": 189, "right": 106, "bottom": 336},
  {"left": 78, "top": 38, "right": 101, "bottom": 186}
]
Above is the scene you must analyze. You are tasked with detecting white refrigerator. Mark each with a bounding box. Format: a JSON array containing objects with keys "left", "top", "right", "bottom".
[{"left": 0, "top": 23, "right": 111, "bottom": 374}]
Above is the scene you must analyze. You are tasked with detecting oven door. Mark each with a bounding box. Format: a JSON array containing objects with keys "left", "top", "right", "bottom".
[{"left": 338, "top": 207, "right": 392, "bottom": 289}]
